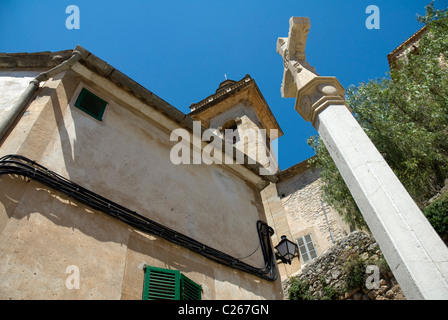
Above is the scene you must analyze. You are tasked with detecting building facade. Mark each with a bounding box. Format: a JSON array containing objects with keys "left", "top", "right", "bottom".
[
  {"left": 0, "top": 46, "right": 285, "bottom": 299},
  {"left": 0, "top": 46, "right": 350, "bottom": 299}
]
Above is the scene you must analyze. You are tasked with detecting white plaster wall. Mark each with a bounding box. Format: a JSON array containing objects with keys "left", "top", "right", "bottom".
[{"left": 0, "top": 71, "right": 40, "bottom": 119}]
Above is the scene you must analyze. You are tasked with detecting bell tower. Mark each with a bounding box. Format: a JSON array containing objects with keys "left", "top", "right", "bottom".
[{"left": 188, "top": 74, "right": 283, "bottom": 172}]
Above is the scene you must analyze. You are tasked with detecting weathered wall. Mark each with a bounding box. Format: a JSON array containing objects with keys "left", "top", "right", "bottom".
[
  {"left": 0, "top": 70, "right": 283, "bottom": 299},
  {"left": 261, "top": 182, "right": 301, "bottom": 281},
  {"left": 0, "top": 71, "right": 40, "bottom": 117},
  {"left": 261, "top": 161, "right": 352, "bottom": 282},
  {"left": 277, "top": 165, "right": 351, "bottom": 260},
  {"left": 209, "top": 103, "right": 274, "bottom": 169},
  {"left": 284, "top": 231, "right": 406, "bottom": 300}
]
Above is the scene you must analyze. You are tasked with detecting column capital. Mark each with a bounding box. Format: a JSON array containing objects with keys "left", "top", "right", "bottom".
[{"left": 295, "top": 76, "right": 350, "bottom": 125}]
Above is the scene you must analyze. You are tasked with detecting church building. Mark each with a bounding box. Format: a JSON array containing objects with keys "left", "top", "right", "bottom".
[{"left": 0, "top": 45, "right": 350, "bottom": 300}]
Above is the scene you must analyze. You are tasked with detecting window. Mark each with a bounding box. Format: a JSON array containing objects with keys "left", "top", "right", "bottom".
[
  {"left": 221, "top": 119, "right": 239, "bottom": 144},
  {"left": 143, "top": 266, "right": 202, "bottom": 300},
  {"left": 74, "top": 88, "right": 107, "bottom": 121},
  {"left": 297, "top": 234, "right": 318, "bottom": 264}
]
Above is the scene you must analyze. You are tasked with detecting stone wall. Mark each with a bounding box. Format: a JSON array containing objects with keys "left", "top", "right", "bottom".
[
  {"left": 277, "top": 162, "right": 351, "bottom": 260},
  {"left": 284, "top": 231, "right": 406, "bottom": 300},
  {"left": 262, "top": 160, "right": 353, "bottom": 282}
]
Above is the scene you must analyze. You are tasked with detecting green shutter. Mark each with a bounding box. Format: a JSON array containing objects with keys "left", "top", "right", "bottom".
[
  {"left": 143, "top": 266, "right": 181, "bottom": 300},
  {"left": 143, "top": 266, "right": 202, "bottom": 300},
  {"left": 181, "top": 274, "right": 202, "bottom": 300},
  {"left": 74, "top": 88, "right": 107, "bottom": 121}
]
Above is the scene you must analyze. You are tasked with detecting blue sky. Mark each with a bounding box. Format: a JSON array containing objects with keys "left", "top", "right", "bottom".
[{"left": 1, "top": 0, "right": 446, "bottom": 170}]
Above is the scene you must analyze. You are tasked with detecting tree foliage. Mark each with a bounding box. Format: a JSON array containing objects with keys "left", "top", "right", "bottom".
[
  {"left": 424, "top": 193, "right": 448, "bottom": 236},
  {"left": 308, "top": 2, "right": 448, "bottom": 230}
]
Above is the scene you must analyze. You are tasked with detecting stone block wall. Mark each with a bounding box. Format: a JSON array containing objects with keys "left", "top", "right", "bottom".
[
  {"left": 277, "top": 162, "right": 352, "bottom": 261},
  {"left": 284, "top": 231, "right": 406, "bottom": 300}
]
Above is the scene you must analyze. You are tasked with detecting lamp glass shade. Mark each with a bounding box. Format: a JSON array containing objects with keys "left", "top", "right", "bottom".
[{"left": 275, "top": 235, "right": 297, "bottom": 261}]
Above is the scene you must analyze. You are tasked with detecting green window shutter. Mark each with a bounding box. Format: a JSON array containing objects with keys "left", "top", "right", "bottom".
[
  {"left": 74, "top": 88, "right": 107, "bottom": 121},
  {"left": 181, "top": 274, "right": 202, "bottom": 300},
  {"left": 143, "top": 266, "right": 202, "bottom": 300},
  {"left": 143, "top": 266, "right": 181, "bottom": 300}
]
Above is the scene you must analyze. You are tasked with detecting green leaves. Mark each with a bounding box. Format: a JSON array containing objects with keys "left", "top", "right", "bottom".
[
  {"left": 308, "top": 3, "right": 448, "bottom": 230},
  {"left": 424, "top": 193, "right": 448, "bottom": 235},
  {"left": 288, "top": 278, "right": 312, "bottom": 300}
]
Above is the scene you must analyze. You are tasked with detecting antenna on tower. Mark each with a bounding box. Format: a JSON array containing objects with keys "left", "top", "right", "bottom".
[{"left": 224, "top": 74, "right": 227, "bottom": 80}]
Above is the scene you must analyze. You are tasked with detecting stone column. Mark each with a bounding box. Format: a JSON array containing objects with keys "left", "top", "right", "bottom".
[{"left": 277, "top": 17, "right": 448, "bottom": 299}]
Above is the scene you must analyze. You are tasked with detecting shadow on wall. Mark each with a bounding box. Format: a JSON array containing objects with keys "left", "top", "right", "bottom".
[
  {"left": 0, "top": 174, "right": 281, "bottom": 299},
  {"left": 277, "top": 166, "right": 321, "bottom": 199}
]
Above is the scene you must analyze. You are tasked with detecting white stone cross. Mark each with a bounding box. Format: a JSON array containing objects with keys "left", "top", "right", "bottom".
[{"left": 277, "top": 17, "right": 448, "bottom": 300}]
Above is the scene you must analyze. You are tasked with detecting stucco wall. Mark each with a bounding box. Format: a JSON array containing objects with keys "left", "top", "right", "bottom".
[
  {"left": 0, "top": 71, "right": 283, "bottom": 299},
  {"left": 0, "top": 71, "right": 40, "bottom": 122}
]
